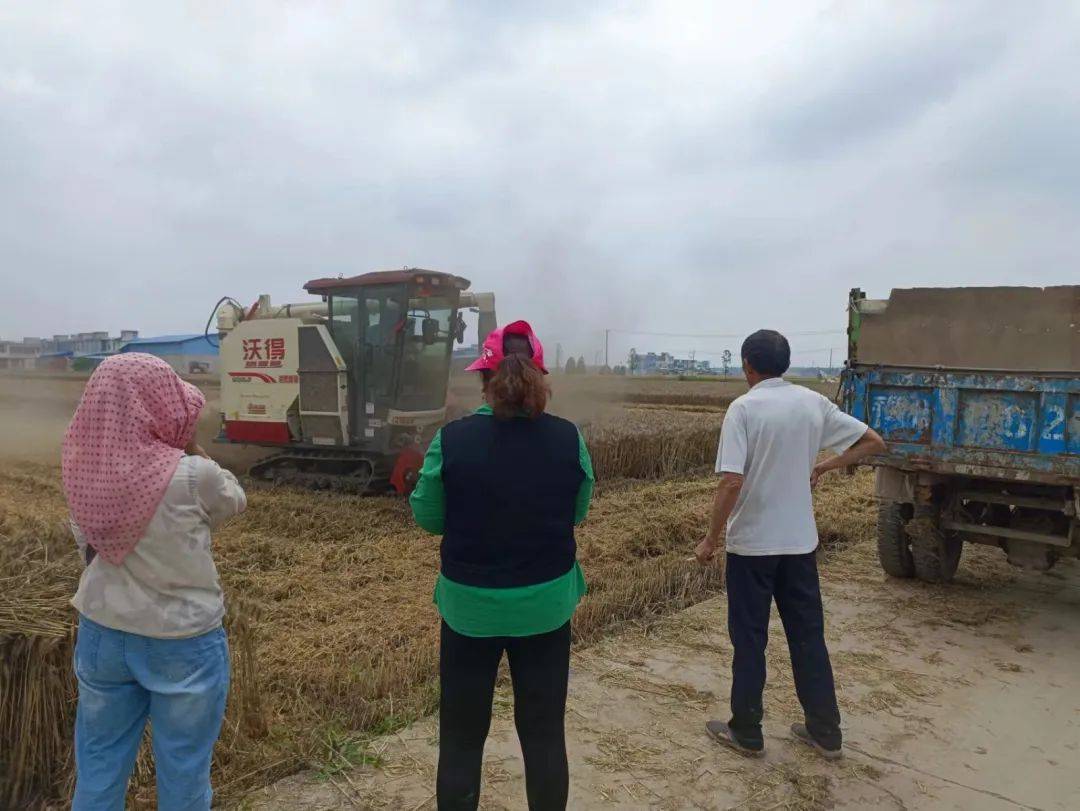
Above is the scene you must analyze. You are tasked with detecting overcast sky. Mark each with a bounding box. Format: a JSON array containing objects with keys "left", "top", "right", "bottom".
[{"left": 2, "top": 1, "right": 1079, "bottom": 366}]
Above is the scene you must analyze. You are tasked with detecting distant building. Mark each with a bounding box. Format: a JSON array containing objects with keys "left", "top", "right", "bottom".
[
  {"left": 0, "top": 330, "right": 141, "bottom": 371},
  {"left": 0, "top": 337, "right": 44, "bottom": 370},
  {"left": 119, "top": 334, "right": 219, "bottom": 375},
  {"left": 45, "top": 330, "right": 139, "bottom": 356},
  {"left": 25, "top": 330, "right": 140, "bottom": 369},
  {"left": 631, "top": 350, "right": 670, "bottom": 375},
  {"left": 629, "top": 349, "right": 713, "bottom": 376}
]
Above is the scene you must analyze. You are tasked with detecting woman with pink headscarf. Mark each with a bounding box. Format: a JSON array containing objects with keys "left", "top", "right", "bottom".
[{"left": 62, "top": 353, "right": 246, "bottom": 811}]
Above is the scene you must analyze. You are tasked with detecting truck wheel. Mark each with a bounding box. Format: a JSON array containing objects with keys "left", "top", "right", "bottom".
[
  {"left": 877, "top": 501, "right": 915, "bottom": 578},
  {"left": 907, "top": 505, "right": 962, "bottom": 583},
  {"left": 1005, "top": 509, "right": 1061, "bottom": 571}
]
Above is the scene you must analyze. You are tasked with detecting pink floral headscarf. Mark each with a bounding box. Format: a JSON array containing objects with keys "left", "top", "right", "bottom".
[{"left": 62, "top": 353, "right": 206, "bottom": 565}]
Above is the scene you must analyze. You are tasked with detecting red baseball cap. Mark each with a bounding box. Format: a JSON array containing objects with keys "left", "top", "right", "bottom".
[{"left": 465, "top": 320, "right": 548, "bottom": 374}]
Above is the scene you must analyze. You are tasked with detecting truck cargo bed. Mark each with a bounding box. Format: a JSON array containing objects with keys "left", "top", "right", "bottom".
[{"left": 852, "top": 286, "right": 1079, "bottom": 371}]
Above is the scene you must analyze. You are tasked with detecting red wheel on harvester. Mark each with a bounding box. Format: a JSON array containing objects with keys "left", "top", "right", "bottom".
[{"left": 390, "top": 447, "right": 425, "bottom": 495}]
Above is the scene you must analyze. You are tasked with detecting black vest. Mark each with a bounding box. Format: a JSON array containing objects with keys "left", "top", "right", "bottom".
[{"left": 440, "top": 412, "right": 584, "bottom": 588}]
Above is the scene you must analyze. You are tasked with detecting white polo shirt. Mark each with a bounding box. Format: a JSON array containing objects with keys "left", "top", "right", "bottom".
[{"left": 715, "top": 378, "right": 868, "bottom": 556}]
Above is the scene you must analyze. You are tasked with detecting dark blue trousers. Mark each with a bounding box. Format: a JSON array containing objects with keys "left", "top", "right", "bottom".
[{"left": 726, "top": 551, "right": 841, "bottom": 749}]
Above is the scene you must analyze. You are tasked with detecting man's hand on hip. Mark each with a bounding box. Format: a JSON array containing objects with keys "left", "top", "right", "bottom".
[{"left": 811, "top": 427, "right": 887, "bottom": 489}]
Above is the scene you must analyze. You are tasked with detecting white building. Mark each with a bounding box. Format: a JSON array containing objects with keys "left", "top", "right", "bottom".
[{"left": 0, "top": 337, "right": 44, "bottom": 370}]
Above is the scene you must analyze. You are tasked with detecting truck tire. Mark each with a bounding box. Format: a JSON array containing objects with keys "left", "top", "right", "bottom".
[
  {"left": 877, "top": 501, "right": 915, "bottom": 578},
  {"left": 907, "top": 504, "right": 962, "bottom": 583},
  {"left": 1005, "top": 509, "right": 1061, "bottom": 570}
]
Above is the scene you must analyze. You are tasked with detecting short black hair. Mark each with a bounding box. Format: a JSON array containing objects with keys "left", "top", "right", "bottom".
[{"left": 741, "top": 329, "right": 790, "bottom": 376}]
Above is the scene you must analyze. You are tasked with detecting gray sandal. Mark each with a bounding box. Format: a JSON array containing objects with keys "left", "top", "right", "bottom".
[
  {"left": 706, "top": 720, "right": 764, "bottom": 757},
  {"left": 791, "top": 723, "right": 843, "bottom": 760}
]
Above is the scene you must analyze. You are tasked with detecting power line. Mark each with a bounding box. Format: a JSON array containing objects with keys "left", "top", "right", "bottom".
[
  {"left": 680, "top": 346, "right": 844, "bottom": 357},
  {"left": 789, "top": 346, "right": 847, "bottom": 356},
  {"left": 607, "top": 327, "right": 845, "bottom": 339}
]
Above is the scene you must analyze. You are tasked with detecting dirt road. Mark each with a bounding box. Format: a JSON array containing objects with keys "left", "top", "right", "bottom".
[{"left": 246, "top": 541, "right": 1079, "bottom": 810}]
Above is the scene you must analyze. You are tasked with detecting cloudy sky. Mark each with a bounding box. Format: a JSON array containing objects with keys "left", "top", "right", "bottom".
[{"left": 2, "top": 1, "right": 1078, "bottom": 366}]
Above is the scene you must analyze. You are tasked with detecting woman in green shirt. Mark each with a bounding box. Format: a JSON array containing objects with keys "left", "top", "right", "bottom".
[{"left": 410, "top": 320, "right": 593, "bottom": 811}]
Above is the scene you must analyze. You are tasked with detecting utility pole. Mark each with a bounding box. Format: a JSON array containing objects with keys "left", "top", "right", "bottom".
[
  {"left": 556, "top": 343, "right": 563, "bottom": 373},
  {"left": 828, "top": 347, "right": 833, "bottom": 371},
  {"left": 604, "top": 329, "right": 610, "bottom": 369}
]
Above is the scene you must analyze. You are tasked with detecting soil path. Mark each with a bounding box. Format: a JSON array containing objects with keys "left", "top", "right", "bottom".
[{"left": 245, "top": 540, "right": 1080, "bottom": 810}]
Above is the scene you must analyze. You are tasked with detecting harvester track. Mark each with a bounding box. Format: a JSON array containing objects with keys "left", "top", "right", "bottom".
[{"left": 248, "top": 449, "right": 389, "bottom": 494}]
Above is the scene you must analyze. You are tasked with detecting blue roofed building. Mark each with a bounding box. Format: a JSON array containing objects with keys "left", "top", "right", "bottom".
[{"left": 119, "top": 334, "right": 219, "bottom": 375}]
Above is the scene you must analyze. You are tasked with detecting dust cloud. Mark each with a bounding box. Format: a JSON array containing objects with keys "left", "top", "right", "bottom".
[
  {"left": 0, "top": 373, "right": 266, "bottom": 472},
  {"left": 449, "top": 369, "right": 631, "bottom": 432},
  {"left": 1, "top": 370, "right": 744, "bottom": 476},
  {"left": 0, "top": 375, "right": 84, "bottom": 465}
]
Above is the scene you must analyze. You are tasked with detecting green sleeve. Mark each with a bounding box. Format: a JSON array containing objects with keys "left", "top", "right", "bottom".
[
  {"left": 575, "top": 431, "right": 595, "bottom": 525},
  {"left": 409, "top": 429, "right": 446, "bottom": 534}
]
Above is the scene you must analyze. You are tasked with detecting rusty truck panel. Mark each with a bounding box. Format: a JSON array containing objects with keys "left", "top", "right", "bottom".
[{"left": 844, "top": 367, "right": 1080, "bottom": 485}]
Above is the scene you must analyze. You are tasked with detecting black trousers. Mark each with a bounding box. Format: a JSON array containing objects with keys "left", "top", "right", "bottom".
[
  {"left": 437, "top": 620, "right": 571, "bottom": 811},
  {"left": 726, "top": 551, "right": 842, "bottom": 749}
]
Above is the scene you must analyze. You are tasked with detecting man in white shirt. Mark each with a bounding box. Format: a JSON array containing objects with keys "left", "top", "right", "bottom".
[{"left": 696, "top": 330, "right": 885, "bottom": 759}]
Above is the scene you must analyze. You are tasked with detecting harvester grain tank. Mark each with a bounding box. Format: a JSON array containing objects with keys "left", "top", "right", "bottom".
[{"left": 215, "top": 268, "right": 496, "bottom": 494}]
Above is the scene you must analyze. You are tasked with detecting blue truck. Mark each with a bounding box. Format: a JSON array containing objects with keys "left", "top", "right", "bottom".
[{"left": 840, "top": 286, "right": 1080, "bottom": 582}]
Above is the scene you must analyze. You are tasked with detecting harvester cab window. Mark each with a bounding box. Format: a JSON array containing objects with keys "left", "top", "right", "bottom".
[
  {"left": 362, "top": 291, "right": 404, "bottom": 402},
  {"left": 328, "top": 296, "right": 360, "bottom": 370},
  {"left": 405, "top": 307, "right": 442, "bottom": 345},
  {"left": 396, "top": 294, "right": 456, "bottom": 412}
]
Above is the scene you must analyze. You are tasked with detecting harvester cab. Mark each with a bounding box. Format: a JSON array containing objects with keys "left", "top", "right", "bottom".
[{"left": 215, "top": 268, "right": 496, "bottom": 494}]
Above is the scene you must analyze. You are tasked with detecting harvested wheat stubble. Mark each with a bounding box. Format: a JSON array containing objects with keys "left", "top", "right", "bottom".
[{"left": 0, "top": 464, "right": 82, "bottom": 808}]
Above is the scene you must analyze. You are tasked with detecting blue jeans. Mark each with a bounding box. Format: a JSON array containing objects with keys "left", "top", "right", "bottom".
[{"left": 72, "top": 615, "right": 230, "bottom": 811}]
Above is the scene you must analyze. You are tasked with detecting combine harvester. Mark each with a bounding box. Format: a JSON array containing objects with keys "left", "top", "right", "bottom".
[
  {"left": 213, "top": 268, "right": 495, "bottom": 494},
  {"left": 841, "top": 286, "right": 1079, "bottom": 582}
]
